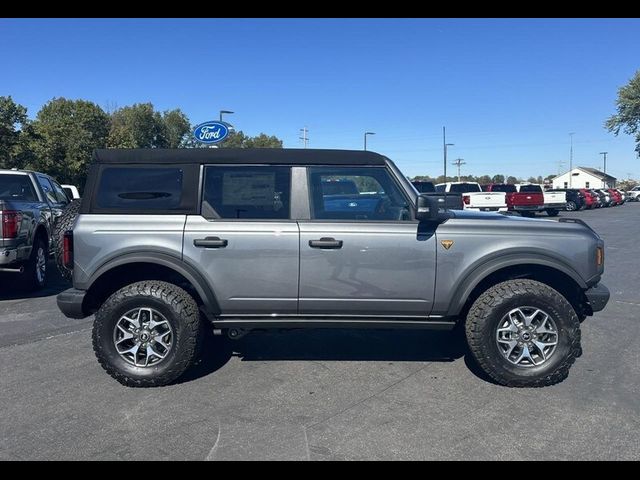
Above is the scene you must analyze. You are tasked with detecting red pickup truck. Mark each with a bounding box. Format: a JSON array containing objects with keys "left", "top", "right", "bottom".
[{"left": 482, "top": 184, "right": 544, "bottom": 217}]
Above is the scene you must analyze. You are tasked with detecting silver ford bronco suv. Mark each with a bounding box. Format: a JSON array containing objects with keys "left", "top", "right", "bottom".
[{"left": 57, "top": 149, "right": 610, "bottom": 388}]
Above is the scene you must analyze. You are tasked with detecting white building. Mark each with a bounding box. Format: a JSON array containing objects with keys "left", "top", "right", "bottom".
[{"left": 552, "top": 167, "right": 616, "bottom": 190}]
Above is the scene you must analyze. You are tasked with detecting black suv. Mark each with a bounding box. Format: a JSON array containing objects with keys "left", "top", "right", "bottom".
[{"left": 548, "top": 188, "right": 587, "bottom": 212}]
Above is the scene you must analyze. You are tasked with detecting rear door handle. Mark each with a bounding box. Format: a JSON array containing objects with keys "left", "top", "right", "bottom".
[
  {"left": 309, "top": 237, "right": 343, "bottom": 249},
  {"left": 194, "top": 237, "right": 228, "bottom": 248}
]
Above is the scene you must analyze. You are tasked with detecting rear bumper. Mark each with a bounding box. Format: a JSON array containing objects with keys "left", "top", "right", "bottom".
[
  {"left": 466, "top": 206, "right": 508, "bottom": 212},
  {"left": 0, "top": 247, "right": 19, "bottom": 266},
  {"left": 57, "top": 288, "right": 89, "bottom": 319},
  {"left": 513, "top": 205, "right": 544, "bottom": 211},
  {"left": 584, "top": 283, "right": 610, "bottom": 313},
  {"left": 544, "top": 203, "right": 566, "bottom": 210}
]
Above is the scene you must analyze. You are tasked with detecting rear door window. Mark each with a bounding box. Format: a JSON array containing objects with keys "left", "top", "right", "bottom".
[
  {"left": 202, "top": 166, "right": 291, "bottom": 220},
  {"left": 37, "top": 176, "right": 58, "bottom": 204}
]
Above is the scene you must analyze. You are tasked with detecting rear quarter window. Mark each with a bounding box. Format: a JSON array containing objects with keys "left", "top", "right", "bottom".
[
  {"left": 0, "top": 174, "right": 38, "bottom": 202},
  {"left": 95, "top": 167, "right": 184, "bottom": 210}
]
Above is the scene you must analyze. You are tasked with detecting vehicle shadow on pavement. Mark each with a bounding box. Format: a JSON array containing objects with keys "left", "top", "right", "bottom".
[
  {"left": 0, "top": 261, "right": 70, "bottom": 301},
  {"left": 178, "top": 328, "right": 479, "bottom": 385}
]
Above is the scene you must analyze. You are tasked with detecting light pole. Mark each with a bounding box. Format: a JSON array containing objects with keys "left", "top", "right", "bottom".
[
  {"left": 569, "top": 132, "right": 575, "bottom": 187},
  {"left": 599, "top": 151, "right": 608, "bottom": 175},
  {"left": 219, "top": 110, "right": 234, "bottom": 123},
  {"left": 364, "top": 132, "right": 375, "bottom": 151}
]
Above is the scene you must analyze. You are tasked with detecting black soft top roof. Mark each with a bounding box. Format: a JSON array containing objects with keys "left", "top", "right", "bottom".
[{"left": 92, "top": 148, "right": 387, "bottom": 166}]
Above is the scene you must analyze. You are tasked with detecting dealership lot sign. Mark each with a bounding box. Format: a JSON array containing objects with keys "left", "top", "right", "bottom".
[{"left": 193, "top": 121, "right": 229, "bottom": 144}]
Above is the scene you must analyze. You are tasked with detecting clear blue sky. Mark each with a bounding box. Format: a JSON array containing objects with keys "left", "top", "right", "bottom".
[{"left": 2, "top": 18, "right": 639, "bottom": 180}]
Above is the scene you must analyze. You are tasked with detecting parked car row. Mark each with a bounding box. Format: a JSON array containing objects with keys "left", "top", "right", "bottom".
[
  {"left": 547, "top": 187, "right": 632, "bottom": 211},
  {"left": 411, "top": 180, "right": 635, "bottom": 216}
]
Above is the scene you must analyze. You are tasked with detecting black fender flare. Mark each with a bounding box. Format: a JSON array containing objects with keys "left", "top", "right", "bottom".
[
  {"left": 83, "top": 252, "right": 221, "bottom": 315},
  {"left": 446, "top": 252, "right": 587, "bottom": 317}
]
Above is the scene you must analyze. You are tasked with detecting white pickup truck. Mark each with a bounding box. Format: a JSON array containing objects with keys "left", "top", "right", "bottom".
[
  {"left": 435, "top": 182, "right": 507, "bottom": 212},
  {"left": 541, "top": 188, "right": 567, "bottom": 217}
]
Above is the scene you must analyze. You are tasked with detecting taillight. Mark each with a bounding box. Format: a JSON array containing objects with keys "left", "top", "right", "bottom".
[
  {"left": 463, "top": 195, "right": 471, "bottom": 205},
  {"left": 63, "top": 230, "right": 74, "bottom": 269},
  {"left": 1, "top": 210, "right": 22, "bottom": 239}
]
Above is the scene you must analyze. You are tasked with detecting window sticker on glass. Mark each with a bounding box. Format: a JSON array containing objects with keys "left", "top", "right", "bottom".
[{"left": 222, "top": 172, "right": 281, "bottom": 209}]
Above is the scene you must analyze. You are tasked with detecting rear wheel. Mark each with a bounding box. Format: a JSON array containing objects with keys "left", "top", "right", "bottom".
[
  {"left": 21, "top": 237, "right": 47, "bottom": 291},
  {"left": 465, "top": 279, "right": 581, "bottom": 387},
  {"left": 546, "top": 209, "right": 559, "bottom": 217},
  {"left": 565, "top": 200, "right": 577, "bottom": 211},
  {"left": 93, "top": 281, "right": 202, "bottom": 387},
  {"left": 520, "top": 211, "right": 536, "bottom": 218}
]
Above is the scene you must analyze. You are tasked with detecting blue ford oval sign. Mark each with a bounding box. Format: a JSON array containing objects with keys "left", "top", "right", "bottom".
[{"left": 193, "top": 121, "right": 229, "bottom": 144}]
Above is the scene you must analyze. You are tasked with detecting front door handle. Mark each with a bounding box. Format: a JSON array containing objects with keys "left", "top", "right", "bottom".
[
  {"left": 309, "top": 237, "right": 343, "bottom": 249},
  {"left": 194, "top": 237, "right": 228, "bottom": 248}
]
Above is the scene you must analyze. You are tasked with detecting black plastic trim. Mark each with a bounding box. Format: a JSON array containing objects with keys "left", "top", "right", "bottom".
[{"left": 56, "top": 288, "right": 88, "bottom": 319}]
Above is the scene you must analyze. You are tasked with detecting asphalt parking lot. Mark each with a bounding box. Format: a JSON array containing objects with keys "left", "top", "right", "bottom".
[{"left": 1, "top": 203, "right": 639, "bottom": 460}]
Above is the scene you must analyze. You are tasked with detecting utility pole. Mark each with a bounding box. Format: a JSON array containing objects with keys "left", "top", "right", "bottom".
[
  {"left": 443, "top": 126, "right": 454, "bottom": 182},
  {"left": 569, "top": 132, "right": 575, "bottom": 187},
  {"left": 599, "top": 152, "right": 608, "bottom": 174},
  {"left": 299, "top": 127, "right": 308, "bottom": 148},
  {"left": 452, "top": 158, "right": 466, "bottom": 182}
]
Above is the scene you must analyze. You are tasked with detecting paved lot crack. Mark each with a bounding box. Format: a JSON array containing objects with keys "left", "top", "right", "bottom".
[{"left": 305, "top": 364, "right": 429, "bottom": 431}]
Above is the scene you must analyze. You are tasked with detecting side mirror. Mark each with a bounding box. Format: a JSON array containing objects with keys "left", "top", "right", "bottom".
[{"left": 416, "top": 194, "right": 442, "bottom": 222}]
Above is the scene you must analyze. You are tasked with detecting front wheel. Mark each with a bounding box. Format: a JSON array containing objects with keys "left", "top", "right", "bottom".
[
  {"left": 565, "top": 200, "right": 577, "bottom": 211},
  {"left": 465, "top": 279, "right": 581, "bottom": 387},
  {"left": 93, "top": 281, "right": 202, "bottom": 387}
]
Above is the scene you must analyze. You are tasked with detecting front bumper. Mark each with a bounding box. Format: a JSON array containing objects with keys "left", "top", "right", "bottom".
[
  {"left": 585, "top": 283, "right": 610, "bottom": 313},
  {"left": 57, "top": 288, "right": 88, "bottom": 319}
]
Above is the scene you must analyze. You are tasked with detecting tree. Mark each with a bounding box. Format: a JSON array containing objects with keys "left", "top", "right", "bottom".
[
  {"left": 477, "top": 175, "right": 492, "bottom": 185},
  {"left": 491, "top": 174, "right": 505, "bottom": 183},
  {"left": 108, "top": 103, "right": 166, "bottom": 148},
  {"left": 28, "top": 98, "right": 110, "bottom": 185},
  {"left": 506, "top": 176, "right": 519, "bottom": 184},
  {"left": 183, "top": 129, "right": 283, "bottom": 149},
  {"left": 0, "top": 96, "right": 28, "bottom": 169},
  {"left": 243, "top": 133, "right": 283, "bottom": 148},
  {"left": 606, "top": 70, "right": 640, "bottom": 155},
  {"left": 162, "top": 109, "right": 191, "bottom": 148}
]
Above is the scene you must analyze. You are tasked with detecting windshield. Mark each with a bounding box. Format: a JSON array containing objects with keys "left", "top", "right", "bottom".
[
  {"left": 519, "top": 184, "right": 542, "bottom": 193},
  {"left": 490, "top": 184, "right": 516, "bottom": 193},
  {"left": 0, "top": 174, "right": 38, "bottom": 202},
  {"left": 450, "top": 183, "right": 481, "bottom": 193}
]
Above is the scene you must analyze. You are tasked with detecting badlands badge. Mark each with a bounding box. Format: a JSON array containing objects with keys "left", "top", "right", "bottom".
[{"left": 440, "top": 239, "right": 454, "bottom": 250}]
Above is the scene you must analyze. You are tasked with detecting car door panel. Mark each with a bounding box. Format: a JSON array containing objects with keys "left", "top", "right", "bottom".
[
  {"left": 183, "top": 217, "right": 300, "bottom": 314},
  {"left": 298, "top": 221, "right": 436, "bottom": 316}
]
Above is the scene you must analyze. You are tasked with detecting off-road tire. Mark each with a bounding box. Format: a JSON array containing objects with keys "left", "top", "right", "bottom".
[
  {"left": 465, "top": 279, "right": 581, "bottom": 388},
  {"left": 546, "top": 209, "right": 559, "bottom": 217},
  {"left": 21, "top": 237, "right": 48, "bottom": 291},
  {"left": 53, "top": 199, "right": 81, "bottom": 281},
  {"left": 93, "top": 281, "right": 202, "bottom": 387}
]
